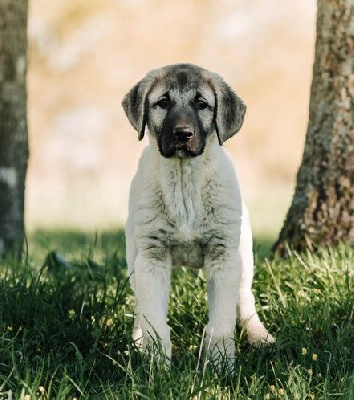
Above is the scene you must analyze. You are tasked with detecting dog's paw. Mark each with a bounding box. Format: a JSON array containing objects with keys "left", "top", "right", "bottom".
[
  {"left": 248, "top": 330, "right": 276, "bottom": 347},
  {"left": 245, "top": 319, "right": 276, "bottom": 347},
  {"left": 133, "top": 327, "right": 172, "bottom": 367},
  {"left": 204, "top": 328, "right": 236, "bottom": 373},
  {"left": 132, "top": 328, "right": 143, "bottom": 348}
]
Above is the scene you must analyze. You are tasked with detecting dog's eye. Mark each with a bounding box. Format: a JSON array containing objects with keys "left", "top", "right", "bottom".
[
  {"left": 155, "top": 97, "right": 169, "bottom": 109},
  {"left": 196, "top": 99, "right": 208, "bottom": 111}
]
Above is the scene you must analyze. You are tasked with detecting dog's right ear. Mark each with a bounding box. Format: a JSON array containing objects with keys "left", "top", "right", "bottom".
[{"left": 122, "top": 76, "right": 155, "bottom": 141}]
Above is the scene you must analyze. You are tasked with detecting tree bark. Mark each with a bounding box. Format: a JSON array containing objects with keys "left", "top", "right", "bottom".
[
  {"left": 273, "top": 0, "right": 354, "bottom": 255},
  {"left": 0, "top": 0, "right": 29, "bottom": 258}
]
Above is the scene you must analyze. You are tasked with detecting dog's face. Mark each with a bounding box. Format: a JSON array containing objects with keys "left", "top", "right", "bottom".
[
  {"left": 147, "top": 70, "right": 216, "bottom": 158},
  {"left": 122, "top": 64, "right": 246, "bottom": 158}
]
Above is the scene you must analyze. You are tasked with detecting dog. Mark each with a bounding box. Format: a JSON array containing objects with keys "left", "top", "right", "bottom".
[{"left": 122, "top": 63, "right": 275, "bottom": 366}]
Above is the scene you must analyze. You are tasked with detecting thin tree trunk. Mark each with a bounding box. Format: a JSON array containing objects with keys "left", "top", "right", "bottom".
[
  {"left": 0, "top": 0, "right": 29, "bottom": 258},
  {"left": 273, "top": 0, "right": 354, "bottom": 255}
]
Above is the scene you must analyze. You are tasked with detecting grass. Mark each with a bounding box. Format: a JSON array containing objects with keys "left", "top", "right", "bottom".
[{"left": 0, "top": 231, "right": 353, "bottom": 399}]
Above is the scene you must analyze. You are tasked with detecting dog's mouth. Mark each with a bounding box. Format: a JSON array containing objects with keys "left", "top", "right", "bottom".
[
  {"left": 174, "top": 141, "right": 190, "bottom": 151},
  {"left": 159, "top": 140, "right": 204, "bottom": 158},
  {"left": 174, "top": 148, "right": 198, "bottom": 158}
]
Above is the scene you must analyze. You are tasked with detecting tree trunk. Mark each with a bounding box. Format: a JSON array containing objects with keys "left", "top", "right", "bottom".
[
  {"left": 0, "top": 0, "right": 29, "bottom": 258},
  {"left": 273, "top": 0, "right": 354, "bottom": 255}
]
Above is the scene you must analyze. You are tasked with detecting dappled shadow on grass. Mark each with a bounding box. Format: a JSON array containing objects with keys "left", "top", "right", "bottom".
[
  {"left": 0, "top": 230, "right": 133, "bottom": 397},
  {"left": 28, "top": 229, "right": 275, "bottom": 263},
  {"left": 0, "top": 232, "right": 353, "bottom": 398},
  {"left": 253, "top": 237, "right": 275, "bottom": 261},
  {"left": 28, "top": 229, "right": 127, "bottom": 264},
  {"left": 0, "top": 270, "right": 129, "bottom": 395}
]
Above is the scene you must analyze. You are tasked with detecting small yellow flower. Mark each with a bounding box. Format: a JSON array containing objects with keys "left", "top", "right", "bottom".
[
  {"left": 7, "top": 326, "right": 13, "bottom": 331},
  {"left": 270, "top": 385, "right": 276, "bottom": 393},
  {"left": 265, "top": 394, "right": 270, "bottom": 399},
  {"left": 279, "top": 388, "right": 285, "bottom": 395},
  {"left": 308, "top": 395, "right": 315, "bottom": 400},
  {"left": 301, "top": 347, "right": 308, "bottom": 355},
  {"left": 312, "top": 353, "right": 318, "bottom": 361},
  {"left": 38, "top": 386, "right": 45, "bottom": 393},
  {"left": 308, "top": 368, "right": 313, "bottom": 376},
  {"left": 23, "top": 396, "right": 30, "bottom": 400}
]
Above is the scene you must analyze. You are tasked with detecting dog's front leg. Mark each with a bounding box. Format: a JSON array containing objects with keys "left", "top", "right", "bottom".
[
  {"left": 204, "top": 246, "right": 241, "bottom": 368},
  {"left": 133, "top": 249, "right": 172, "bottom": 361},
  {"left": 238, "top": 206, "right": 276, "bottom": 345}
]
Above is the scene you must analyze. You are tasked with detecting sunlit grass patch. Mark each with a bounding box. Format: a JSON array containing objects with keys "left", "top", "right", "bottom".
[{"left": 0, "top": 232, "right": 352, "bottom": 399}]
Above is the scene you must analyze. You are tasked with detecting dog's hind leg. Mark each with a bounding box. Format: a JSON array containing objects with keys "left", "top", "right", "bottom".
[
  {"left": 126, "top": 216, "right": 143, "bottom": 347},
  {"left": 237, "top": 205, "right": 275, "bottom": 345}
]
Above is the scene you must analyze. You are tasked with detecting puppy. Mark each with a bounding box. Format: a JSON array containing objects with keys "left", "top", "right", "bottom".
[{"left": 122, "top": 63, "right": 275, "bottom": 366}]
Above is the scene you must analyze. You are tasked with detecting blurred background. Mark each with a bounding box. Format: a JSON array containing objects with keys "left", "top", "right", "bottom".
[{"left": 26, "top": 0, "right": 316, "bottom": 238}]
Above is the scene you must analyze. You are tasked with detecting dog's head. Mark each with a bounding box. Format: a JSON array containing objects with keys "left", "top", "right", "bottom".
[{"left": 122, "top": 64, "right": 246, "bottom": 158}]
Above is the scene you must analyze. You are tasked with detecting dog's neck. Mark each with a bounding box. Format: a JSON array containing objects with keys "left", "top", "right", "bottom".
[{"left": 149, "top": 136, "right": 220, "bottom": 238}]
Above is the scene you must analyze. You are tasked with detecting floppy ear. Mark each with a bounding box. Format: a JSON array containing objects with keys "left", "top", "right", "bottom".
[
  {"left": 212, "top": 75, "right": 247, "bottom": 145},
  {"left": 122, "top": 75, "right": 155, "bottom": 141}
]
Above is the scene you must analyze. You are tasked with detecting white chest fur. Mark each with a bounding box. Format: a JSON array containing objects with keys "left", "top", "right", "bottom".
[
  {"left": 158, "top": 157, "right": 206, "bottom": 241},
  {"left": 139, "top": 140, "right": 240, "bottom": 245}
]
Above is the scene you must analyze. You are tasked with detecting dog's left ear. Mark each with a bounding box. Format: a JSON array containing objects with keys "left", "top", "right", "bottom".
[
  {"left": 211, "top": 74, "right": 247, "bottom": 145},
  {"left": 122, "top": 74, "right": 156, "bottom": 141}
]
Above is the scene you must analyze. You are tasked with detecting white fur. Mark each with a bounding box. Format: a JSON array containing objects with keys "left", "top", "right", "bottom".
[{"left": 126, "top": 133, "right": 275, "bottom": 364}]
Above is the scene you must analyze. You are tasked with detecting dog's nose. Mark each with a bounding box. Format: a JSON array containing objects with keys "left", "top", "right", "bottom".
[{"left": 173, "top": 126, "right": 194, "bottom": 142}]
